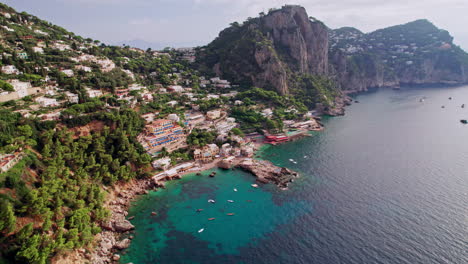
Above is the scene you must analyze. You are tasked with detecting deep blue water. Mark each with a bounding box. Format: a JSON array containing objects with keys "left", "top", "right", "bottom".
[{"left": 121, "top": 86, "right": 468, "bottom": 264}]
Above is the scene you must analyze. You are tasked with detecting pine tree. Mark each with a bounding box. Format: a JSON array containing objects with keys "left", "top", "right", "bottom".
[{"left": 0, "top": 199, "right": 16, "bottom": 233}]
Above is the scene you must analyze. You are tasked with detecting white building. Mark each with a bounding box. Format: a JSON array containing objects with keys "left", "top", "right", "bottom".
[
  {"left": 32, "top": 46, "right": 44, "bottom": 54},
  {"left": 206, "top": 110, "right": 221, "bottom": 120},
  {"left": 152, "top": 157, "right": 172, "bottom": 170},
  {"left": 36, "top": 97, "right": 59, "bottom": 107},
  {"left": 95, "top": 59, "right": 115, "bottom": 72},
  {"left": 52, "top": 41, "right": 71, "bottom": 51},
  {"left": 167, "top": 101, "right": 178, "bottom": 107},
  {"left": 2, "top": 26, "right": 14, "bottom": 32},
  {"left": 1, "top": 65, "right": 20, "bottom": 75},
  {"left": 33, "top": 29, "right": 49, "bottom": 36},
  {"left": 129, "top": 84, "right": 146, "bottom": 91},
  {"left": 8, "top": 79, "right": 32, "bottom": 98},
  {"left": 65, "top": 92, "right": 79, "bottom": 104},
  {"left": 122, "top": 69, "right": 135, "bottom": 80},
  {"left": 261, "top": 108, "right": 274, "bottom": 117},
  {"left": 75, "top": 65, "right": 92, "bottom": 72},
  {"left": 168, "top": 85, "right": 184, "bottom": 93},
  {"left": 85, "top": 88, "right": 103, "bottom": 98},
  {"left": 167, "top": 114, "right": 180, "bottom": 122},
  {"left": 61, "top": 69, "right": 74, "bottom": 77}
]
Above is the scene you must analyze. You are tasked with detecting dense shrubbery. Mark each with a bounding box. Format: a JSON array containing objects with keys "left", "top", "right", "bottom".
[
  {"left": 186, "top": 129, "right": 217, "bottom": 147},
  {"left": 0, "top": 109, "right": 151, "bottom": 263}
]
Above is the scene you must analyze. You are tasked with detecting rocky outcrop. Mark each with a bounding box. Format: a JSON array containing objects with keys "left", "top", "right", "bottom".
[
  {"left": 113, "top": 220, "right": 134, "bottom": 233},
  {"left": 316, "top": 94, "right": 352, "bottom": 116},
  {"left": 329, "top": 20, "right": 468, "bottom": 92},
  {"left": 85, "top": 178, "right": 156, "bottom": 264},
  {"left": 114, "top": 239, "right": 131, "bottom": 250},
  {"left": 198, "top": 5, "right": 329, "bottom": 96},
  {"left": 237, "top": 159, "right": 299, "bottom": 188}
]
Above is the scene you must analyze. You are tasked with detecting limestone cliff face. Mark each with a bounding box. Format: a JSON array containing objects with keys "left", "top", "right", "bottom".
[
  {"left": 261, "top": 6, "right": 328, "bottom": 76},
  {"left": 197, "top": 5, "right": 329, "bottom": 95},
  {"left": 198, "top": 6, "right": 468, "bottom": 102},
  {"left": 329, "top": 20, "right": 468, "bottom": 92}
]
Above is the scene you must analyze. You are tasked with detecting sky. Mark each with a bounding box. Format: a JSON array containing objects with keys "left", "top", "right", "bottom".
[{"left": 2, "top": 0, "right": 467, "bottom": 50}]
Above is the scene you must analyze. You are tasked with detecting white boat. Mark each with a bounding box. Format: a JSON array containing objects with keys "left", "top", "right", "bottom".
[
  {"left": 198, "top": 228, "right": 204, "bottom": 233},
  {"left": 208, "top": 199, "right": 215, "bottom": 203},
  {"left": 227, "top": 200, "right": 234, "bottom": 203},
  {"left": 251, "top": 184, "right": 259, "bottom": 188},
  {"left": 233, "top": 188, "right": 238, "bottom": 192},
  {"left": 289, "top": 159, "right": 294, "bottom": 162}
]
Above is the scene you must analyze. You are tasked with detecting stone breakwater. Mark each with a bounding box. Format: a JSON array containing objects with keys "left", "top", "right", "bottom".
[{"left": 237, "top": 159, "right": 299, "bottom": 189}]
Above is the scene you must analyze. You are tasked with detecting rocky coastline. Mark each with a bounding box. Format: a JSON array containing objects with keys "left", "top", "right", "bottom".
[
  {"left": 89, "top": 179, "right": 156, "bottom": 264},
  {"left": 57, "top": 145, "right": 303, "bottom": 264},
  {"left": 237, "top": 159, "right": 299, "bottom": 189}
]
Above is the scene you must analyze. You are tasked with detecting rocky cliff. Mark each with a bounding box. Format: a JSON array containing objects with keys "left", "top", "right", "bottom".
[
  {"left": 198, "top": 7, "right": 468, "bottom": 99},
  {"left": 329, "top": 20, "right": 468, "bottom": 92},
  {"left": 197, "top": 5, "right": 330, "bottom": 96}
]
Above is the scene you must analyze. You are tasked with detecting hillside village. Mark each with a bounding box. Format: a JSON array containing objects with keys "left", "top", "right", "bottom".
[
  {"left": 2, "top": 2, "right": 466, "bottom": 263},
  {"left": 0, "top": 3, "right": 320, "bottom": 170},
  {"left": 0, "top": 4, "right": 326, "bottom": 263}
]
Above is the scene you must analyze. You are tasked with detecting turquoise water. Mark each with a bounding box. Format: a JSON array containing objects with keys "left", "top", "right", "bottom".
[
  {"left": 121, "top": 86, "right": 468, "bottom": 264},
  {"left": 119, "top": 168, "right": 309, "bottom": 263}
]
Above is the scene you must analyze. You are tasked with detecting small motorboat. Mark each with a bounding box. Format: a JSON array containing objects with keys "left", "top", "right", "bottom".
[
  {"left": 198, "top": 228, "right": 204, "bottom": 233},
  {"left": 460, "top": 119, "right": 468, "bottom": 124},
  {"left": 419, "top": 98, "right": 425, "bottom": 102},
  {"left": 208, "top": 199, "right": 215, "bottom": 203},
  {"left": 196, "top": 209, "right": 204, "bottom": 212},
  {"left": 449, "top": 97, "right": 453, "bottom": 100},
  {"left": 441, "top": 106, "right": 445, "bottom": 108},
  {"left": 227, "top": 213, "right": 235, "bottom": 216},
  {"left": 354, "top": 100, "right": 360, "bottom": 103},
  {"left": 246, "top": 200, "right": 253, "bottom": 203},
  {"left": 233, "top": 188, "right": 238, "bottom": 192},
  {"left": 151, "top": 212, "right": 157, "bottom": 216},
  {"left": 227, "top": 200, "right": 234, "bottom": 203},
  {"left": 251, "top": 184, "right": 259, "bottom": 188},
  {"left": 304, "top": 156, "right": 308, "bottom": 158},
  {"left": 208, "top": 218, "right": 215, "bottom": 221},
  {"left": 462, "top": 104, "right": 465, "bottom": 108}
]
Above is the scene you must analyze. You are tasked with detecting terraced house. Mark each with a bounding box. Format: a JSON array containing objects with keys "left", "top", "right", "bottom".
[{"left": 138, "top": 119, "right": 187, "bottom": 155}]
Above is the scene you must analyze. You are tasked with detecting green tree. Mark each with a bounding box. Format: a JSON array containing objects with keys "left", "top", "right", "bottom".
[{"left": 0, "top": 199, "right": 16, "bottom": 233}]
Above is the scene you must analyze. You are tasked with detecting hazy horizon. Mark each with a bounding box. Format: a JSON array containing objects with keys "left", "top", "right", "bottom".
[{"left": 2, "top": 0, "right": 467, "bottom": 50}]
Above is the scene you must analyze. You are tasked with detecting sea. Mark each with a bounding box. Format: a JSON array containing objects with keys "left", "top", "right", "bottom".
[{"left": 120, "top": 86, "right": 468, "bottom": 264}]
